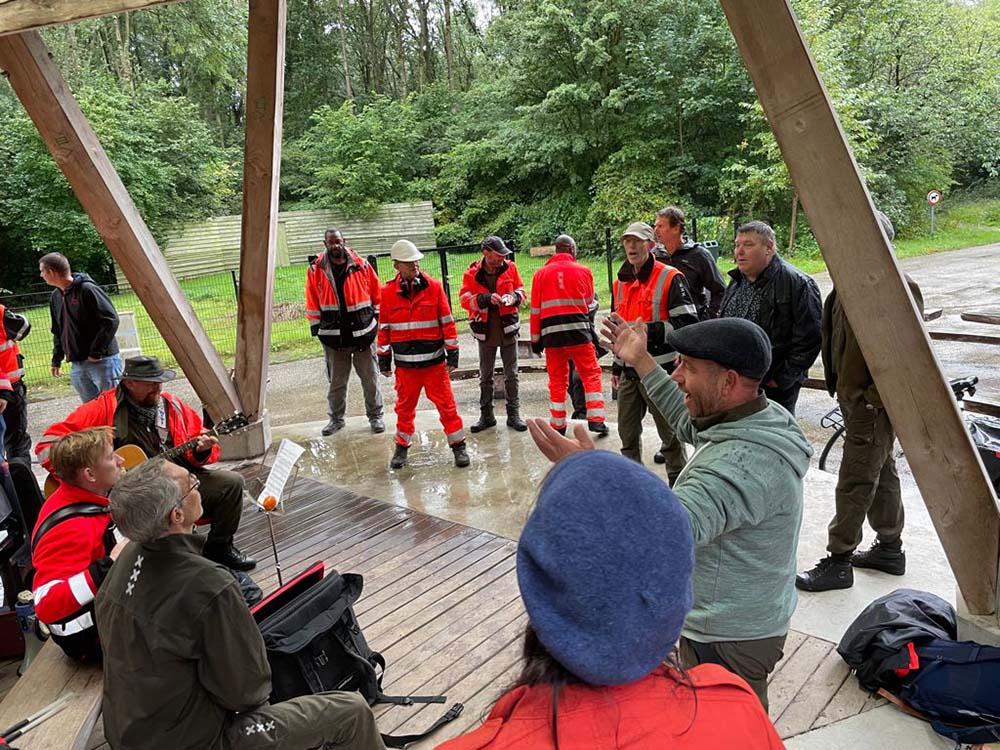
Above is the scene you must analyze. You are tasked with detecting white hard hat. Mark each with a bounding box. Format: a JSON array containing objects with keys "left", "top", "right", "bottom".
[{"left": 390, "top": 239, "right": 423, "bottom": 262}]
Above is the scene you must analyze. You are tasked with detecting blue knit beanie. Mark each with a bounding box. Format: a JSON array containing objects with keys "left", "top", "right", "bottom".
[{"left": 517, "top": 451, "right": 694, "bottom": 686}]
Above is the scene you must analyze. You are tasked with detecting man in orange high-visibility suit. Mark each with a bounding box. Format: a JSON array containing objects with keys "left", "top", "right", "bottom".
[
  {"left": 378, "top": 240, "right": 470, "bottom": 470},
  {"left": 529, "top": 238, "right": 608, "bottom": 437}
]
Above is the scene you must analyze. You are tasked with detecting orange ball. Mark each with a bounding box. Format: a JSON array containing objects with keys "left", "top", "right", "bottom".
[{"left": 262, "top": 495, "right": 278, "bottom": 511}]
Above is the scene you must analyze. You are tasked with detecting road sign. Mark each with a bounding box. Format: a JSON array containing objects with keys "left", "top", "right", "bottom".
[{"left": 927, "top": 189, "right": 942, "bottom": 206}]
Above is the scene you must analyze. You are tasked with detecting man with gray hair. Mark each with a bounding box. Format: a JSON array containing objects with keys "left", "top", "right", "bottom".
[
  {"left": 719, "top": 220, "right": 822, "bottom": 414},
  {"left": 96, "top": 460, "right": 386, "bottom": 750}
]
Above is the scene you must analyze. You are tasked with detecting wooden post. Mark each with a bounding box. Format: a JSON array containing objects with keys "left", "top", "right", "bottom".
[
  {"left": 0, "top": 31, "right": 243, "bottom": 421},
  {"left": 0, "top": 0, "right": 186, "bottom": 37},
  {"left": 234, "top": 0, "right": 287, "bottom": 420},
  {"left": 719, "top": 0, "right": 1000, "bottom": 614}
]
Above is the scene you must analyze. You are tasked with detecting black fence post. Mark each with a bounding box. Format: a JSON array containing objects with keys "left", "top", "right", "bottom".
[
  {"left": 367, "top": 254, "right": 380, "bottom": 279},
  {"left": 691, "top": 216, "right": 698, "bottom": 243},
  {"left": 438, "top": 247, "right": 452, "bottom": 310},
  {"left": 230, "top": 269, "right": 239, "bottom": 300},
  {"left": 604, "top": 226, "right": 614, "bottom": 300}
]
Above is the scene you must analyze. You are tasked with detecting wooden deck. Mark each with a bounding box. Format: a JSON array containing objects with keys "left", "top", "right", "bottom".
[{"left": 6, "top": 473, "right": 884, "bottom": 747}]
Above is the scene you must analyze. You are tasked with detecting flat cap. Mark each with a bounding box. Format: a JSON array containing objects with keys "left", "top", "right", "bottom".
[
  {"left": 622, "top": 222, "right": 654, "bottom": 242},
  {"left": 666, "top": 318, "right": 772, "bottom": 380}
]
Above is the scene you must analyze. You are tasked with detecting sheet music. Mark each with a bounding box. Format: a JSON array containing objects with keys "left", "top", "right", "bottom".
[{"left": 255, "top": 439, "right": 306, "bottom": 509}]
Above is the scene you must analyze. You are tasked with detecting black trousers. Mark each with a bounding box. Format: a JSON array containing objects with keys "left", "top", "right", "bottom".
[
  {"left": 193, "top": 467, "right": 245, "bottom": 547},
  {"left": 2, "top": 381, "right": 31, "bottom": 463},
  {"left": 764, "top": 382, "right": 801, "bottom": 415}
]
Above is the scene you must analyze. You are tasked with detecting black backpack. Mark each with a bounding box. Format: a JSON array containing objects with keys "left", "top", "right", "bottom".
[{"left": 255, "top": 567, "right": 463, "bottom": 748}]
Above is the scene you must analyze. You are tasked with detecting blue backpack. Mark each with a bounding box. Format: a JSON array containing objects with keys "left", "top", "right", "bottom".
[{"left": 898, "top": 638, "right": 1000, "bottom": 744}]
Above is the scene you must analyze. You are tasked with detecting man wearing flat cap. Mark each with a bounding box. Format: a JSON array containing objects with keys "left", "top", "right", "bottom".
[
  {"left": 459, "top": 236, "right": 528, "bottom": 433},
  {"left": 613, "top": 220, "right": 698, "bottom": 483},
  {"left": 530, "top": 316, "right": 812, "bottom": 709},
  {"left": 36, "top": 355, "right": 254, "bottom": 572}
]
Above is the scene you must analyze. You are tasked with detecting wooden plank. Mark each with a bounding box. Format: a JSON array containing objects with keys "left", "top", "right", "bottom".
[
  {"left": 0, "top": 32, "right": 242, "bottom": 422},
  {"left": 923, "top": 308, "right": 943, "bottom": 322},
  {"left": 719, "top": 0, "right": 1000, "bottom": 615},
  {"left": 774, "top": 646, "right": 850, "bottom": 738},
  {"left": 961, "top": 312, "right": 1000, "bottom": 326},
  {"left": 928, "top": 330, "right": 1000, "bottom": 346},
  {"left": 767, "top": 636, "right": 833, "bottom": 722},
  {"left": 0, "top": 642, "right": 102, "bottom": 750},
  {"left": 0, "top": 0, "right": 185, "bottom": 37},
  {"left": 966, "top": 397, "right": 1000, "bottom": 419},
  {"left": 768, "top": 629, "right": 808, "bottom": 682},
  {"left": 811, "top": 667, "right": 873, "bottom": 729},
  {"left": 235, "top": 0, "right": 287, "bottom": 420}
]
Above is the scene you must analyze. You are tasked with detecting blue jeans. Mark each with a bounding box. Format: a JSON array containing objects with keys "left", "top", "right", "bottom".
[{"left": 70, "top": 354, "right": 124, "bottom": 402}]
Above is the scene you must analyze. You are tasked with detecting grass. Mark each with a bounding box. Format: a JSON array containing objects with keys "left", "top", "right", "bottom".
[{"left": 18, "top": 197, "right": 1000, "bottom": 400}]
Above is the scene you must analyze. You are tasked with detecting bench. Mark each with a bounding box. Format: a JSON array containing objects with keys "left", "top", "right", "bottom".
[{"left": 0, "top": 642, "right": 101, "bottom": 749}]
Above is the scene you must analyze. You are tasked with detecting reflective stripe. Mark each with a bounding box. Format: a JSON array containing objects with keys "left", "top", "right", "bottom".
[
  {"left": 471, "top": 331, "right": 486, "bottom": 341},
  {"left": 444, "top": 338, "right": 459, "bottom": 347},
  {"left": 540, "top": 298, "right": 587, "bottom": 310},
  {"left": 587, "top": 408, "right": 606, "bottom": 418},
  {"left": 669, "top": 304, "right": 698, "bottom": 318},
  {"left": 305, "top": 308, "right": 320, "bottom": 316},
  {"left": 502, "top": 323, "right": 520, "bottom": 334},
  {"left": 650, "top": 268, "right": 672, "bottom": 323},
  {"left": 68, "top": 572, "right": 94, "bottom": 606},
  {"left": 584, "top": 391, "right": 603, "bottom": 401},
  {"left": 540, "top": 322, "right": 591, "bottom": 335},
  {"left": 396, "top": 431, "right": 412, "bottom": 445},
  {"left": 320, "top": 303, "right": 340, "bottom": 311},
  {"left": 446, "top": 429, "right": 465, "bottom": 444},
  {"left": 34, "top": 579, "right": 60, "bottom": 605},
  {"left": 386, "top": 320, "right": 440, "bottom": 331},
  {"left": 0, "top": 341, "right": 13, "bottom": 352},
  {"left": 550, "top": 417, "right": 567, "bottom": 427},
  {"left": 0, "top": 379, "right": 10, "bottom": 390},
  {"left": 352, "top": 318, "right": 378, "bottom": 337},
  {"left": 530, "top": 307, "right": 541, "bottom": 315},
  {"left": 8, "top": 368, "right": 23, "bottom": 379},
  {"left": 439, "top": 315, "right": 455, "bottom": 324},
  {"left": 394, "top": 349, "right": 445, "bottom": 362},
  {"left": 377, "top": 345, "right": 391, "bottom": 355},
  {"left": 379, "top": 323, "right": 391, "bottom": 330},
  {"left": 49, "top": 611, "right": 94, "bottom": 636},
  {"left": 587, "top": 299, "right": 599, "bottom": 313},
  {"left": 345, "top": 301, "right": 373, "bottom": 312},
  {"left": 318, "top": 328, "right": 341, "bottom": 336},
  {"left": 549, "top": 401, "right": 566, "bottom": 412}
]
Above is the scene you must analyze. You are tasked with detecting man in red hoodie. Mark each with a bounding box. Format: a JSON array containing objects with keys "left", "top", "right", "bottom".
[{"left": 31, "top": 427, "right": 126, "bottom": 662}]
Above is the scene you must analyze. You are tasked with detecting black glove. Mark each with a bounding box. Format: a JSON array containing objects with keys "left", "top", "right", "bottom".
[
  {"left": 476, "top": 293, "right": 492, "bottom": 309},
  {"left": 310, "top": 322, "right": 320, "bottom": 337},
  {"left": 531, "top": 342, "right": 544, "bottom": 356},
  {"left": 446, "top": 349, "right": 459, "bottom": 369},
  {"left": 378, "top": 354, "right": 392, "bottom": 373}
]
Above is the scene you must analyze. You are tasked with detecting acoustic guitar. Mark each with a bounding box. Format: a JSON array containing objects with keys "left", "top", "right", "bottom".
[{"left": 43, "top": 413, "right": 250, "bottom": 498}]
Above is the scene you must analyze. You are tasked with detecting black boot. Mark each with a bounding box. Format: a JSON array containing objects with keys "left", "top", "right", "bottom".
[
  {"left": 321, "top": 418, "right": 344, "bottom": 436},
  {"left": 588, "top": 420, "right": 609, "bottom": 438},
  {"left": 506, "top": 405, "right": 527, "bottom": 432},
  {"left": 653, "top": 450, "right": 666, "bottom": 464},
  {"left": 795, "top": 555, "right": 853, "bottom": 592},
  {"left": 204, "top": 542, "right": 257, "bottom": 572},
  {"left": 470, "top": 406, "right": 497, "bottom": 433},
  {"left": 852, "top": 541, "right": 906, "bottom": 576},
  {"left": 452, "top": 441, "right": 470, "bottom": 468},
  {"left": 390, "top": 444, "right": 408, "bottom": 469}
]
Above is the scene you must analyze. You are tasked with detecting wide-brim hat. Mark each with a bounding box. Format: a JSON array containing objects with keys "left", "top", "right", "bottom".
[{"left": 122, "top": 355, "right": 176, "bottom": 383}]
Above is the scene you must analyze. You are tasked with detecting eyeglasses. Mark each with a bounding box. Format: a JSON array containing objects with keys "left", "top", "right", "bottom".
[{"left": 176, "top": 475, "right": 200, "bottom": 509}]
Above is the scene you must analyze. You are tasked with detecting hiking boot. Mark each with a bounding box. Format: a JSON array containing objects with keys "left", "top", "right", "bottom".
[
  {"left": 470, "top": 407, "right": 496, "bottom": 433},
  {"left": 852, "top": 541, "right": 906, "bottom": 576},
  {"left": 452, "top": 442, "right": 470, "bottom": 468},
  {"left": 588, "top": 421, "right": 609, "bottom": 438},
  {"left": 390, "top": 444, "right": 408, "bottom": 469},
  {"left": 370, "top": 418, "right": 386, "bottom": 434},
  {"left": 321, "top": 419, "right": 344, "bottom": 436},
  {"left": 795, "top": 556, "right": 853, "bottom": 592},
  {"left": 204, "top": 543, "right": 257, "bottom": 572},
  {"left": 506, "top": 406, "right": 527, "bottom": 432},
  {"left": 653, "top": 450, "right": 666, "bottom": 465}
]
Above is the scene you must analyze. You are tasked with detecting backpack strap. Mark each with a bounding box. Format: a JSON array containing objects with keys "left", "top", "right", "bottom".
[
  {"left": 380, "top": 703, "right": 464, "bottom": 749},
  {"left": 370, "top": 652, "right": 446, "bottom": 705},
  {"left": 31, "top": 502, "right": 110, "bottom": 554}
]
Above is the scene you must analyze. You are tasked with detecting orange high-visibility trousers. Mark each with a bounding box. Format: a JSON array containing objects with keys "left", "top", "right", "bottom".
[
  {"left": 394, "top": 363, "right": 465, "bottom": 446},
  {"left": 544, "top": 344, "right": 605, "bottom": 429}
]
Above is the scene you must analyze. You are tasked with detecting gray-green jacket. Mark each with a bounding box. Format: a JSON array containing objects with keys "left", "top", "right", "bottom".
[{"left": 642, "top": 367, "right": 812, "bottom": 642}]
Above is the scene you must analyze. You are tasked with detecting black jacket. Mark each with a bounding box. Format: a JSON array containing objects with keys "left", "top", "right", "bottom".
[
  {"left": 49, "top": 273, "right": 120, "bottom": 367},
  {"left": 720, "top": 255, "right": 822, "bottom": 389},
  {"left": 654, "top": 242, "right": 727, "bottom": 319}
]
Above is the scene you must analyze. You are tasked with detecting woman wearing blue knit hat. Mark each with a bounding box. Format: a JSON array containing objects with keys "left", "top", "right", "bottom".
[{"left": 436, "top": 452, "right": 782, "bottom": 750}]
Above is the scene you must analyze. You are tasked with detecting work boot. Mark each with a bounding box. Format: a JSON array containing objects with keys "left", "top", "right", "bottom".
[
  {"left": 204, "top": 542, "right": 257, "bottom": 572},
  {"left": 653, "top": 450, "right": 666, "bottom": 465},
  {"left": 470, "top": 407, "right": 497, "bottom": 433},
  {"left": 506, "top": 406, "right": 527, "bottom": 432},
  {"left": 851, "top": 541, "right": 906, "bottom": 576},
  {"left": 321, "top": 418, "right": 344, "bottom": 436},
  {"left": 795, "top": 555, "right": 853, "bottom": 592},
  {"left": 370, "top": 418, "right": 386, "bottom": 434},
  {"left": 452, "top": 441, "right": 471, "bottom": 468},
  {"left": 390, "top": 444, "right": 408, "bottom": 469},
  {"left": 588, "top": 421, "right": 609, "bottom": 438}
]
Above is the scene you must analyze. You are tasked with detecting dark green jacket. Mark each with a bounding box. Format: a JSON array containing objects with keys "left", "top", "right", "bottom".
[
  {"left": 822, "top": 275, "right": 924, "bottom": 407},
  {"left": 95, "top": 534, "right": 270, "bottom": 750}
]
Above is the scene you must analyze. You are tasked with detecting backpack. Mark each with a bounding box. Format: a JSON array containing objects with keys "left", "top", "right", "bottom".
[
  {"left": 896, "top": 638, "right": 1000, "bottom": 744},
  {"left": 255, "top": 566, "right": 463, "bottom": 748}
]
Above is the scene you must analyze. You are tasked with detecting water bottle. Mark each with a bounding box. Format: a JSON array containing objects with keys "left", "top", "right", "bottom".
[{"left": 15, "top": 590, "right": 43, "bottom": 675}]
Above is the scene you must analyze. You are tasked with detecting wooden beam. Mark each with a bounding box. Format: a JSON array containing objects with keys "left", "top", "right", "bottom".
[
  {"left": 719, "top": 0, "right": 1000, "bottom": 614},
  {"left": 234, "top": 0, "right": 287, "bottom": 420},
  {"left": 966, "top": 398, "right": 1000, "bottom": 420},
  {"left": 962, "top": 313, "right": 1000, "bottom": 326},
  {"left": 0, "top": 31, "right": 242, "bottom": 421},
  {"left": 928, "top": 330, "right": 1000, "bottom": 346},
  {"left": 0, "top": 0, "right": 186, "bottom": 37},
  {"left": 923, "top": 308, "right": 942, "bottom": 322}
]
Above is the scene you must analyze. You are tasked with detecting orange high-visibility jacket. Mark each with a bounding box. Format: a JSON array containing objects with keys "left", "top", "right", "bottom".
[
  {"left": 377, "top": 273, "right": 459, "bottom": 370},
  {"left": 459, "top": 259, "right": 526, "bottom": 342},
  {"left": 529, "top": 253, "right": 597, "bottom": 351},
  {"left": 304, "top": 250, "right": 381, "bottom": 350}
]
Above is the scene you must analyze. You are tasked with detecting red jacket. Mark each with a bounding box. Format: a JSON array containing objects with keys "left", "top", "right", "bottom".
[
  {"left": 305, "top": 249, "right": 381, "bottom": 350},
  {"left": 0, "top": 304, "right": 30, "bottom": 394},
  {"left": 35, "top": 389, "right": 219, "bottom": 473},
  {"left": 529, "top": 254, "right": 597, "bottom": 351},
  {"left": 459, "top": 260, "right": 526, "bottom": 342},
  {"left": 31, "top": 482, "right": 115, "bottom": 643},
  {"left": 436, "top": 665, "right": 784, "bottom": 750},
  {"left": 377, "top": 273, "right": 459, "bottom": 370}
]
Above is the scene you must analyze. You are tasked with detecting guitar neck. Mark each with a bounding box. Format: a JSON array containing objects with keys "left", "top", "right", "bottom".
[{"left": 162, "top": 429, "right": 216, "bottom": 462}]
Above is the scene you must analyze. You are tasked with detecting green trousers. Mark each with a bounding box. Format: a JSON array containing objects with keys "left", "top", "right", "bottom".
[
  {"left": 679, "top": 634, "right": 787, "bottom": 712},
  {"left": 617, "top": 376, "right": 686, "bottom": 482}
]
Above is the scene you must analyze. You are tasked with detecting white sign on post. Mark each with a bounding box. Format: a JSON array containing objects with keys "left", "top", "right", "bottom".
[{"left": 927, "top": 189, "right": 942, "bottom": 205}]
